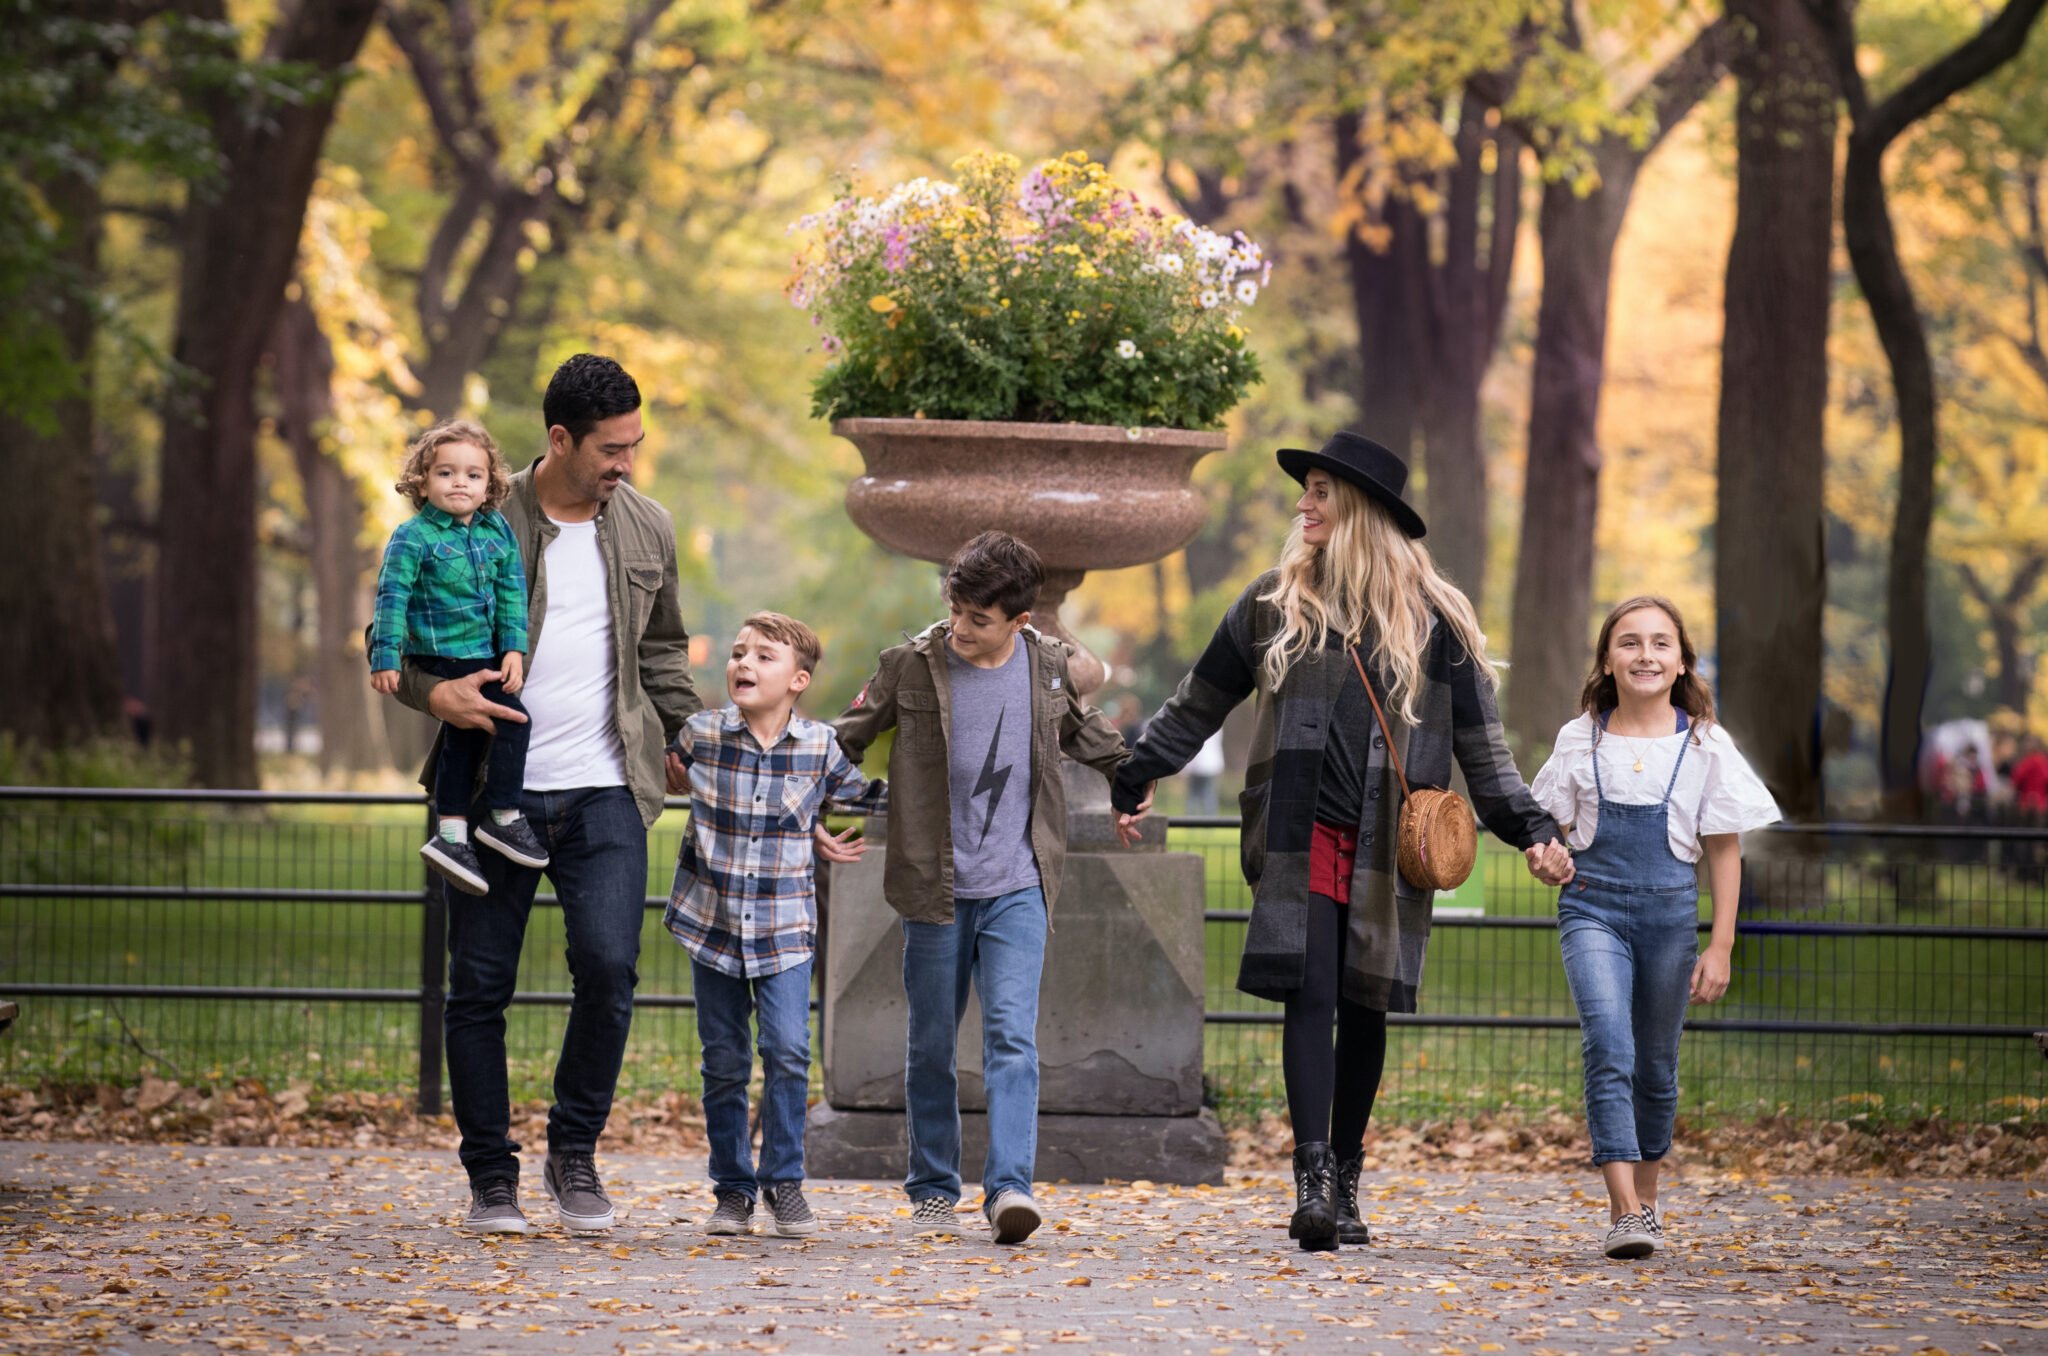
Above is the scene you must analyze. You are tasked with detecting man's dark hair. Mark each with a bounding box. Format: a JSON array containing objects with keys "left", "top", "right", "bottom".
[
  {"left": 943, "top": 530, "right": 1043, "bottom": 620},
  {"left": 543, "top": 354, "right": 641, "bottom": 443}
]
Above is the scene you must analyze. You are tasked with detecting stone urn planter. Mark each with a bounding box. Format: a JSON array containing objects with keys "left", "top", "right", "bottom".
[
  {"left": 835, "top": 417, "right": 1228, "bottom": 696},
  {"left": 809, "top": 416, "right": 1234, "bottom": 1185}
]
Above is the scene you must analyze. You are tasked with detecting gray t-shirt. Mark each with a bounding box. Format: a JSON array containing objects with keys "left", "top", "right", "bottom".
[{"left": 946, "top": 640, "right": 1040, "bottom": 898}]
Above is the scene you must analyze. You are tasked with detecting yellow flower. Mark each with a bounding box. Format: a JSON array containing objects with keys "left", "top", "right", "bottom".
[
  {"left": 999, "top": 298, "right": 1010, "bottom": 308},
  {"left": 869, "top": 296, "right": 898, "bottom": 314},
  {"left": 1076, "top": 261, "right": 1100, "bottom": 279}
]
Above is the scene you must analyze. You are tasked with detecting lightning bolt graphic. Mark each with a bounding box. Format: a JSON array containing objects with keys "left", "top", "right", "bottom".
[{"left": 972, "top": 708, "right": 1013, "bottom": 846}]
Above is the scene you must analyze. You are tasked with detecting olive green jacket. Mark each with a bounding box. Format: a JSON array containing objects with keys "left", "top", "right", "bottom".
[
  {"left": 397, "top": 462, "right": 703, "bottom": 827},
  {"left": 831, "top": 622, "right": 1130, "bottom": 924}
]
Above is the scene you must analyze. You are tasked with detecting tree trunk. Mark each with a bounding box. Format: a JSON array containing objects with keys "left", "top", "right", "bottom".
[
  {"left": 1505, "top": 143, "right": 1642, "bottom": 758},
  {"left": 151, "top": 0, "right": 380, "bottom": 787},
  {"left": 1820, "top": 0, "right": 2048, "bottom": 819},
  {"left": 0, "top": 168, "right": 125, "bottom": 747},
  {"left": 1334, "top": 110, "right": 1428, "bottom": 461},
  {"left": 1714, "top": 0, "right": 1835, "bottom": 822},
  {"left": 1419, "top": 92, "right": 1520, "bottom": 613},
  {"left": 270, "top": 293, "right": 389, "bottom": 774}
]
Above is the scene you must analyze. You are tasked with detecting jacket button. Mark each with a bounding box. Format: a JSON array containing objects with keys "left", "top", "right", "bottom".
[{"left": 1369, "top": 787, "right": 1380, "bottom": 799}]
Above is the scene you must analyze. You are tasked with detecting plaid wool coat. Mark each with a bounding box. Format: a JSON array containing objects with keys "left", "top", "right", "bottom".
[{"left": 1112, "top": 571, "right": 1559, "bottom": 1012}]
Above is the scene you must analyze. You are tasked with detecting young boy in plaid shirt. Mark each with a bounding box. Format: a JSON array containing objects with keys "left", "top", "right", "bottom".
[
  {"left": 369, "top": 418, "right": 550, "bottom": 894},
  {"left": 664, "top": 612, "right": 884, "bottom": 1236}
]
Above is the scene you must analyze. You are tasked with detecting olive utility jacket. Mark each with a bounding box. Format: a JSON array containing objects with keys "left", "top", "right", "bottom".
[
  {"left": 396, "top": 461, "right": 704, "bottom": 828},
  {"left": 831, "top": 622, "right": 1131, "bottom": 924}
]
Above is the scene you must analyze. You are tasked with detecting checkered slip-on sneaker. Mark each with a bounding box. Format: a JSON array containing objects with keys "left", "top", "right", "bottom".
[
  {"left": 765, "top": 1182, "right": 819, "bottom": 1237},
  {"left": 1603, "top": 1211, "right": 1657, "bottom": 1260},
  {"left": 705, "top": 1190, "right": 755, "bottom": 1236},
  {"left": 987, "top": 1189, "right": 1042, "bottom": 1246},
  {"left": 909, "top": 1195, "right": 967, "bottom": 1236}
]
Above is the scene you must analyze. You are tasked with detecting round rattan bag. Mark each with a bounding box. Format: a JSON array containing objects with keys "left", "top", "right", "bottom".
[
  {"left": 1397, "top": 787, "right": 1478, "bottom": 891},
  {"left": 1350, "top": 646, "right": 1480, "bottom": 891}
]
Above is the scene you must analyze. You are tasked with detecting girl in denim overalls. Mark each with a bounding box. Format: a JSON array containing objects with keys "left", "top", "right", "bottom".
[{"left": 1532, "top": 597, "right": 1779, "bottom": 1260}]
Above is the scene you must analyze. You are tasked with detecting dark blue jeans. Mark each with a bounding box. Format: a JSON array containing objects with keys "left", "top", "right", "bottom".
[
  {"left": 414, "top": 654, "right": 530, "bottom": 815},
  {"left": 444, "top": 785, "right": 646, "bottom": 1186},
  {"left": 692, "top": 957, "right": 814, "bottom": 1197}
]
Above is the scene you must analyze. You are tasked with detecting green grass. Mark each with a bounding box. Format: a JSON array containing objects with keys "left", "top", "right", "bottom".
[{"left": 3, "top": 807, "right": 2043, "bottom": 1123}]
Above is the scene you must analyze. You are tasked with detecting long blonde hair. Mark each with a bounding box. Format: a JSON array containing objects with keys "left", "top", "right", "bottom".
[{"left": 1258, "top": 474, "right": 1496, "bottom": 721}]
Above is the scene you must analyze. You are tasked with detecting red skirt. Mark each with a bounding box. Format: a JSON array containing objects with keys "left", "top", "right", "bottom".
[{"left": 1308, "top": 821, "right": 1358, "bottom": 904}]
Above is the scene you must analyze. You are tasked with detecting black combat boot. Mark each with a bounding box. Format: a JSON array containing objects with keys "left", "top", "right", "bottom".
[
  {"left": 1288, "top": 1142, "right": 1338, "bottom": 1252},
  {"left": 1333, "top": 1150, "right": 1370, "bottom": 1245}
]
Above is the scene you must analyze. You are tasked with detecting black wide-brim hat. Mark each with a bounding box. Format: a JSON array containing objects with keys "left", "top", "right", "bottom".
[{"left": 1276, "top": 431, "right": 1426, "bottom": 538}]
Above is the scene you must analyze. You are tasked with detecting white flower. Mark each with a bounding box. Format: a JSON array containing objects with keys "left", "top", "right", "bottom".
[
  {"left": 1199, "top": 289, "right": 1221, "bottom": 309},
  {"left": 1235, "top": 279, "right": 1259, "bottom": 304},
  {"left": 1155, "top": 253, "right": 1185, "bottom": 275},
  {"left": 1116, "top": 339, "right": 1142, "bottom": 360}
]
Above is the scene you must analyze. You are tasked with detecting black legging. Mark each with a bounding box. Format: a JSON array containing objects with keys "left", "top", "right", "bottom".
[{"left": 1281, "top": 897, "right": 1389, "bottom": 1157}]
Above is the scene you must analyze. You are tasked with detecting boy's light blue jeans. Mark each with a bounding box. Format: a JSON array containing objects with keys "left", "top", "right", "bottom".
[
  {"left": 1557, "top": 878, "right": 1699, "bottom": 1165},
  {"left": 901, "top": 885, "right": 1047, "bottom": 1212},
  {"left": 692, "top": 957, "right": 814, "bottom": 1196}
]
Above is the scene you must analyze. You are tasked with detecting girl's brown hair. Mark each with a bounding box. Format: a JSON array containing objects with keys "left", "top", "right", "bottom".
[
  {"left": 395, "top": 418, "right": 511, "bottom": 512},
  {"left": 1578, "top": 595, "right": 1716, "bottom": 745}
]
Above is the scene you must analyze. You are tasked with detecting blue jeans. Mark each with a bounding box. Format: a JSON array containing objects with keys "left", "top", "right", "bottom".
[
  {"left": 1557, "top": 877, "right": 1699, "bottom": 1165},
  {"left": 693, "top": 957, "right": 814, "bottom": 1196},
  {"left": 444, "top": 785, "right": 646, "bottom": 1185},
  {"left": 901, "top": 885, "right": 1047, "bottom": 1210},
  {"left": 416, "top": 655, "right": 530, "bottom": 815}
]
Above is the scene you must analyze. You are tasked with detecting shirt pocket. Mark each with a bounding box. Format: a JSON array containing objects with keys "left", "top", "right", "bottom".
[
  {"left": 779, "top": 771, "right": 820, "bottom": 827},
  {"left": 896, "top": 687, "right": 944, "bottom": 754}
]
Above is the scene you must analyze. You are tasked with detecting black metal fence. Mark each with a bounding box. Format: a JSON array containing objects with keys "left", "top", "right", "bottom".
[{"left": 3, "top": 788, "right": 2043, "bottom": 1124}]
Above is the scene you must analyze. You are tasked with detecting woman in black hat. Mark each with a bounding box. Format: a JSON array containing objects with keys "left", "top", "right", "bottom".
[{"left": 1111, "top": 433, "right": 1571, "bottom": 1251}]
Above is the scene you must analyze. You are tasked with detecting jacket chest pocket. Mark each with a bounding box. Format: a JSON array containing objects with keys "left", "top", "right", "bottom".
[
  {"left": 897, "top": 687, "right": 944, "bottom": 753},
  {"left": 622, "top": 557, "right": 663, "bottom": 634}
]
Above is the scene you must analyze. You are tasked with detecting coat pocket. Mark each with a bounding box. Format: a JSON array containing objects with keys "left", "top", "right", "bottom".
[
  {"left": 1237, "top": 780, "right": 1271, "bottom": 886},
  {"left": 896, "top": 687, "right": 944, "bottom": 753}
]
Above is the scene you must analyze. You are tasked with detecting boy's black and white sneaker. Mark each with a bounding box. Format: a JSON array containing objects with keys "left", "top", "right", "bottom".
[
  {"left": 987, "top": 1188, "right": 1042, "bottom": 1245},
  {"left": 765, "top": 1182, "right": 819, "bottom": 1237},
  {"left": 460, "top": 1178, "right": 529, "bottom": 1234},
  {"left": 909, "top": 1195, "right": 967, "bottom": 1236},
  {"left": 1603, "top": 1211, "right": 1658, "bottom": 1260},
  {"left": 543, "top": 1151, "right": 616, "bottom": 1232},
  {"left": 475, "top": 816, "right": 549, "bottom": 868},
  {"left": 421, "top": 837, "right": 489, "bottom": 895},
  {"left": 706, "top": 1190, "right": 755, "bottom": 1235}
]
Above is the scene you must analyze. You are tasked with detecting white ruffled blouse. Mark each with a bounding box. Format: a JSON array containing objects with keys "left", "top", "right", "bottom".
[{"left": 1529, "top": 713, "right": 1782, "bottom": 863}]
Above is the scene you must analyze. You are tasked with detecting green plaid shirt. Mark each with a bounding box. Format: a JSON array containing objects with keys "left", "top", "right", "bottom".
[{"left": 368, "top": 505, "right": 529, "bottom": 671}]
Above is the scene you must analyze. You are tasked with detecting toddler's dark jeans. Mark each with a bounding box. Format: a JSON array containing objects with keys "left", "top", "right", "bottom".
[{"left": 413, "top": 654, "right": 530, "bottom": 815}]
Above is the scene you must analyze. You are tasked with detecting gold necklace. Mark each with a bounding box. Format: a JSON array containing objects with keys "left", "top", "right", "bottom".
[{"left": 1606, "top": 728, "right": 1652, "bottom": 774}]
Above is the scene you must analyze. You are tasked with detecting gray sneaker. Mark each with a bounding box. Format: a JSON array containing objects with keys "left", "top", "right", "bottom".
[
  {"left": 909, "top": 1195, "right": 967, "bottom": 1236},
  {"left": 461, "top": 1178, "right": 529, "bottom": 1234},
  {"left": 1603, "top": 1211, "right": 1657, "bottom": 1260},
  {"left": 421, "top": 837, "right": 489, "bottom": 895},
  {"left": 765, "top": 1182, "right": 819, "bottom": 1237},
  {"left": 543, "top": 1152, "right": 616, "bottom": 1232},
  {"left": 706, "top": 1190, "right": 755, "bottom": 1236},
  {"left": 988, "top": 1188, "right": 1042, "bottom": 1245}
]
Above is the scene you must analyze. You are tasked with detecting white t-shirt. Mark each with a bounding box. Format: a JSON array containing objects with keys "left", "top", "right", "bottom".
[
  {"left": 520, "top": 517, "right": 627, "bottom": 790},
  {"left": 1530, "top": 713, "right": 1781, "bottom": 863}
]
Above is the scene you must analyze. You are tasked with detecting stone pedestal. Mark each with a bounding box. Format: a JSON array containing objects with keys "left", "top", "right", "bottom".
[{"left": 813, "top": 830, "right": 1228, "bottom": 1185}]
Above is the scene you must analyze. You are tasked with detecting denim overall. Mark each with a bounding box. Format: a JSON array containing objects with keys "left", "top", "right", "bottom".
[{"left": 1558, "top": 711, "right": 1698, "bottom": 1165}]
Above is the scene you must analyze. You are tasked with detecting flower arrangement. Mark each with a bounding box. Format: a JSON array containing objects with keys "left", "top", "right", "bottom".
[{"left": 787, "top": 151, "right": 1268, "bottom": 430}]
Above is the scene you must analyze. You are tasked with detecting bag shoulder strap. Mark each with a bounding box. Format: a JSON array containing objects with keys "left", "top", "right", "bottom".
[{"left": 1348, "top": 644, "right": 1413, "bottom": 802}]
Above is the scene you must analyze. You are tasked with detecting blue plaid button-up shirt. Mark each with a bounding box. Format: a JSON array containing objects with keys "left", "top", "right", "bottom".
[
  {"left": 368, "top": 505, "right": 528, "bottom": 671},
  {"left": 665, "top": 706, "right": 884, "bottom": 978}
]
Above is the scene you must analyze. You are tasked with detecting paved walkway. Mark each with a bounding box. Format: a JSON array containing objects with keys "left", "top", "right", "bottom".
[{"left": 2, "top": 1144, "right": 2043, "bottom": 1354}]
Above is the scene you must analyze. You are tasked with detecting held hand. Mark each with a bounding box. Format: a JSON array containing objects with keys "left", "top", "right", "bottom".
[
  {"left": 1113, "top": 782, "right": 1157, "bottom": 848},
  {"left": 370, "top": 670, "right": 399, "bottom": 696},
  {"left": 665, "top": 750, "right": 688, "bottom": 794},
  {"left": 499, "top": 652, "right": 524, "bottom": 695},
  {"left": 1525, "top": 839, "right": 1575, "bottom": 887},
  {"left": 1689, "top": 946, "right": 1732, "bottom": 1004},
  {"left": 814, "top": 822, "right": 865, "bottom": 864},
  {"left": 426, "top": 667, "right": 529, "bottom": 733}
]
